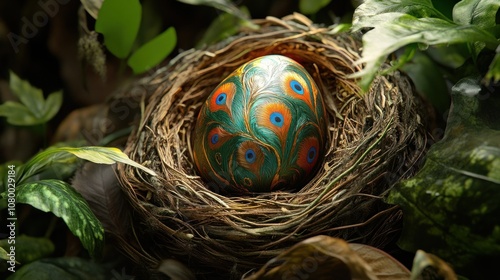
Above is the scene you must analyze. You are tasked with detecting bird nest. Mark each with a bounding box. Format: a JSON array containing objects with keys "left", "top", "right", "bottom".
[{"left": 116, "top": 13, "right": 428, "bottom": 279}]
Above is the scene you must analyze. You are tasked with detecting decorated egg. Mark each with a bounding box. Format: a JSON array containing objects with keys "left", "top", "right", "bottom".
[{"left": 193, "top": 55, "right": 327, "bottom": 194}]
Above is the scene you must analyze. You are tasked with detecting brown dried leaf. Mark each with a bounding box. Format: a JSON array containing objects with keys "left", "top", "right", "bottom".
[
  {"left": 350, "top": 243, "right": 411, "bottom": 280},
  {"left": 243, "top": 235, "right": 379, "bottom": 280},
  {"left": 411, "top": 250, "right": 457, "bottom": 280},
  {"left": 71, "top": 162, "right": 131, "bottom": 237}
]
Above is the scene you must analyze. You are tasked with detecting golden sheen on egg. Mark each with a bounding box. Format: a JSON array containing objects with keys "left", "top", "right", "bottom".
[{"left": 193, "top": 55, "right": 327, "bottom": 194}]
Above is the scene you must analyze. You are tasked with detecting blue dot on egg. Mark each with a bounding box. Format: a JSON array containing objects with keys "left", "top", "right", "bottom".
[
  {"left": 290, "top": 80, "right": 304, "bottom": 95},
  {"left": 270, "top": 112, "right": 284, "bottom": 127},
  {"left": 245, "top": 149, "right": 256, "bottom": 163},
  {"left": 307, "top": 147, "right": 317, "bottom": 163},
  {"left": 216, "top": 93, "right": 227, "bottom": 105},
  {"left": 211, "top": 134, "right": 219, "bottom": 145}
]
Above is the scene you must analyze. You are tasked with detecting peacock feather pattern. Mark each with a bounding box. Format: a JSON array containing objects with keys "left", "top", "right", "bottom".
[{"left": 193, "top": 55, "right": 327, "bottom": 193}]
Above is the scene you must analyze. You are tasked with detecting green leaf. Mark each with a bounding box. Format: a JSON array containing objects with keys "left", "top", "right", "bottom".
[
  {"left": 127, "top": 27, "right": 177, "bottom": 74},
  {"left": 134, "top": 0, "right": 163, "bottom": 47},
  {"left": 401, "top": 50, "right": 450, "bottom": 113},
  {"left": 386, "top": 77, "right": 500, "bottom": 279},
  {"left": 58, "top": 146, "right": 157, "bottom": 176},
  {"left": 425, "top": 44, "right": 469, "bottom": 69},
  {"left": 6, "top": 257, "right": 109, "bottom": 280},
  {"left": 299, "top": 0, "right": 331, "bottom": 15},
  {"left": 350, "top": 11, "right": 498, "bottom": 91},
  {"left": 16, "top": 146, "right": 80, "bottom": 185},
  {"left": 328, "top": 23, "right": 352, "bottom": 35},
  {"left": 0, "top": 246, "right": 15, "bottom": 264},
  {"left": 95, "top": 0, "right": 142, "bottom": 59},
  {"left": 381, "top": 44, "right": 417, "bottom": 76},
  {"left": 0, "top": 101, "right": 38, "bottom": 126},
  {"left": 0, "top": 235, "right": 54, "bottom": 264},
  {"left": 0, "top": 72, "right": 62, "bottom": 126},
  {"left": 8, "top": 71, "right": 45, "bottom": 117},
  {"left": 351, "top": 0, "right": 448, "bottom": 24},
  {"left": 13, "top": 180, "right": 105, "bottom": 258},
  {"left": 453, "top": 0, "right": 500, "bottom": 59},
  {"left": 0, "top": 163, "right": 19, "bottom": 209},
  {"left": 41, "top": 91, "right": 62, "bottom": 122},
  {"left": 485, "top": 46, "right": 500, "bottom": 83},
  {"left": 453, "top": 0, "right": 500, "bottom": 28}
]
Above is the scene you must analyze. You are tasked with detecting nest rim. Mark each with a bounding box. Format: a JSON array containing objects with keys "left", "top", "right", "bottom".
[{"left": 115, "top": 13, "right": 428, "bottom": 279}]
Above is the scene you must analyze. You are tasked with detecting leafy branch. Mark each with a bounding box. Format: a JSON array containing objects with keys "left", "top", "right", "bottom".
[
  {"left": 351, "top": 0, "right": 500, "bottom": 91},
  {"left": 0, "top": 145, "right": 156, "bottom": 260},
  {"left": 94, "top": 0, "right": 177, "bottom": 74}
]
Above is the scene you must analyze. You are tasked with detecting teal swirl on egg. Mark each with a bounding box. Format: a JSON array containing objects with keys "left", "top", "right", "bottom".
[{"left": 193, "top": 55, "right": 327, "bottom": 193}]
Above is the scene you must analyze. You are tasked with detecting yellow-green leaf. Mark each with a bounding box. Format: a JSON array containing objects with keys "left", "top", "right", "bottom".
[
  {"left": 59, "top": 146, "right": 156, "bottom": 176},
  {"left": 16, "top": 145, "right": 156, "bottom": 185}
]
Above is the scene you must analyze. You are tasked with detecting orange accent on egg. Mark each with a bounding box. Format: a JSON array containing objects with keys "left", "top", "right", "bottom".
[{"left": 208, "top": 82, "right": 236, "bottom": 115}]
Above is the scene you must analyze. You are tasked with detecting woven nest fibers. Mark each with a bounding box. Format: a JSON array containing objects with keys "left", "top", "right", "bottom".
[{"left": 116, "top": 14, "right": 428, "bottom": 279}]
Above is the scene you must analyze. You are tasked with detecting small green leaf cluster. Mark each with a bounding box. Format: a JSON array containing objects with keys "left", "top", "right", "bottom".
[
  {"left": 95, "top": 0, "right": 177, "bottom": 74},
  {"left": 0, "top": 72, "right": 61, "bottom": 126}
]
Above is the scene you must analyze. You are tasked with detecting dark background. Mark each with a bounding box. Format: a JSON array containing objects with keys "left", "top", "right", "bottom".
[{"left": 0, "top": 0, "right": 360, "bottom": 162}]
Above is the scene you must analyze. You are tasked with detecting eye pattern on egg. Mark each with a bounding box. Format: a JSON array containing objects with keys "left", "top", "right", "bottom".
[
  {"left": 282, "top": 73, "right": 314, "bottom": 110},
  {"left": 245, "top": 149, "right": 256, "bottom": 163},
  {"left": 270, "top": 112, "right": 284, "bottom": 127},
  {"left": 236, "top": 141, "right": 264, "bottom": 175},
  {"left": 297, "top": 137, "right": 320, "bottom": 173},
  {"left": 307, "top": 147, "right": 317, "bottom": 163},
  {"left": 207, "top": 127, "right": 230, "bottom": 150},
  {"left": 208, "top": 82, "right": 236, "bottom": 115},
  {"left": 193, "top": 55, "right": 327, "bottom": 194},
  {"left": 211, "top": 134, "right": 219, "bottom": 144},
  {"left": 215, "top": 93, "right": 226, "bottom": 105},
  {"left": 290, "top": 80, "right": 304, "bottom": 95}
]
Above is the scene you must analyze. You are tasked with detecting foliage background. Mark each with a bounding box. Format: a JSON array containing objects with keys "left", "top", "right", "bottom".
[{"left": 0, "top": 0, "right": 498, "bottom": 279}]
